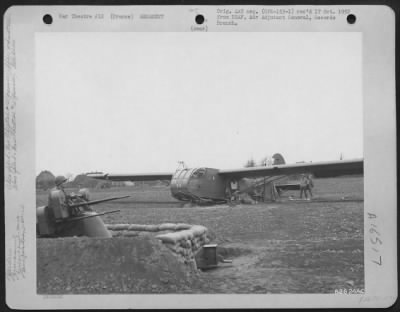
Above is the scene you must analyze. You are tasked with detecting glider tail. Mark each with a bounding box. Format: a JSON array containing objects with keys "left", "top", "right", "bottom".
[{"left": 272, "top": 153, "right": 285, "bottom": 165}]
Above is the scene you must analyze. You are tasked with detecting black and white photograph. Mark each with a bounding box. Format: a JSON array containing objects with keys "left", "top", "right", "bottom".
[
  {"left": 35, "top": 31, "right": 365, "bottom": 295},
  {"left": 4, "top": 5, "right": 397, "bottom": 309}
]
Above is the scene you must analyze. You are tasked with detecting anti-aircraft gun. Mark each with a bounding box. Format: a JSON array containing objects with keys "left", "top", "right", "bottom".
[{"left": 36, "top": 188, "right": 129, "bottom": 238}]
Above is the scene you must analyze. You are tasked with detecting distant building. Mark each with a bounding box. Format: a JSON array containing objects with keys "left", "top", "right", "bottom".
[{"left": 56, "top": 174, "right": 110, "bottom": 189}]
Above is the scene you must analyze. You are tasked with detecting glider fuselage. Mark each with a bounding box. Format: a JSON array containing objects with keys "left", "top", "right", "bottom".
[{"left": 170, "top": 167, "right": 227, "bottom": 203}]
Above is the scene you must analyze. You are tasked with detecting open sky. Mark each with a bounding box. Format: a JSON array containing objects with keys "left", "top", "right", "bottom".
[{"left": 35, "top": 32, "right": 362, "bottom": 176}]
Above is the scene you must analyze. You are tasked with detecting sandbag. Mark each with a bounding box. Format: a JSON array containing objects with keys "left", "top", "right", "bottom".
[
  {"left": 190, "top": 225, "right": 207, "bottom": 236},
  {"left": 127, "top": 224, "right": 147, "bottom": 231},
  {"left": 156, "top": 234, "right": 179, "bottom": 244},
  {"left": 158, "top": 223, "right": 178, "bottom": 231},
  {"left": 107, "top": 224, "right": 129, "bottom": 231},
  {"left": 183, "top": 239, "right": 192, "bottom": 249},
  {"left": 144, "top": 224, "right": 160, "bottom": 232},
  {"left": 175, "top": 223, "right": 191, "bottom": 230}
]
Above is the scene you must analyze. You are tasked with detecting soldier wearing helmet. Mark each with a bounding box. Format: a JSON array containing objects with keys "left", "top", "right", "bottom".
[
  {"left": 54, "top": 175, "right": 68, "bottom": 192},
  {"left": 49, "top": 175, "right": 68, "bottom": 201},
  {"left": 55, "top": 175, "right": 68, "bottom": 188}
]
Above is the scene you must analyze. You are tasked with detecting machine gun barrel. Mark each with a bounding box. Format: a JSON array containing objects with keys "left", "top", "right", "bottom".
[{"left": 68, "top": 195, "right": 130, "bottom": 208}]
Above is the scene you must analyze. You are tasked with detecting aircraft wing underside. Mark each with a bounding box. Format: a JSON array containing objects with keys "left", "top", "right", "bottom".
[
  {"left": 218, "top": 158, "right": 363, "bottom": 179},
  {"left": 87, "top": 159, "right": 363, "bottom": 183},
  {"left": 86, "top": 172, "right": 173, "bottom": 182}
]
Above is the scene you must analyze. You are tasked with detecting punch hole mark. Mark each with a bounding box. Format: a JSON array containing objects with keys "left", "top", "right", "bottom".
[
  {"left": 195, "top": 14, "right": 205, "bottom": 25},
  {"left": 347, "top": 14, "right": 356, "bottom": 24},
  {"left": 43, "top": 14, "right": 53, "bottom": 25}
]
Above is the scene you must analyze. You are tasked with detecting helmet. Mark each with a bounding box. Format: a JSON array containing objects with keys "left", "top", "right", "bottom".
[{"left": 55, "top": 175, "right": 68, "bottom": 186}]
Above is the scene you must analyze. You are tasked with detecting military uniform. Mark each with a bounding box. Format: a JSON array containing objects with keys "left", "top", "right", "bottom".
[
  {"left": 49, "top": 176, "right": 68, "bottom": 201},
  {"left": 305, "top": 175, "right": 314, "bottom": 198},
  {"left": 299, "top": 176, "right": 308, "bottom": 199}
]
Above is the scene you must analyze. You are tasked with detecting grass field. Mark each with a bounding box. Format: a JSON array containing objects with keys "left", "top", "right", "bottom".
[{"left": 37, "top": 176, "right": 364, "bottom": 293}]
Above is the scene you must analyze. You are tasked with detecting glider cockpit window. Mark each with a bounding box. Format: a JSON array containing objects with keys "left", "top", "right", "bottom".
[{"left": 191, "top": 168, "right": 206, "bottom": 178}]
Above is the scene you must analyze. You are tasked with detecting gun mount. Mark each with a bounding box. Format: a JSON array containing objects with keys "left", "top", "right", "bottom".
[{"left": 37, "top": 188, "right": 130, "bottom": 238}]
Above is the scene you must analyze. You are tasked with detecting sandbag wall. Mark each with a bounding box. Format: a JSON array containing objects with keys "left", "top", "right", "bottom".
[{"left": 106, "top": 223, "right": 209, "bottom": 270}]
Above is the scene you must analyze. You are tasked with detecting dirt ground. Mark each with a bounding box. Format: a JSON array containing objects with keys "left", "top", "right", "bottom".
[
  {"left": 37, "top": 176, "right": 364, "bottom": 294},
  {"left": 37, "top": 236, "right": 203, "bottom": 294}
]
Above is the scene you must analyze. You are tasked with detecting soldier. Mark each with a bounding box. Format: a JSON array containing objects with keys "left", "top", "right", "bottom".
[
  {"left": 299, "top": 174, "right": 308, "bottom": 199},
  {"left": 51, "top": 175, "right": 68, "bottom": 197},
  {"left": 47, "top": 175, "right": 73, "bottom": 217},
  {"left": 305, "top": 174, "right": 314, "bottom": 199},
  {"left": 50, "top": 176, "right": 81, "bottom": 215}
]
